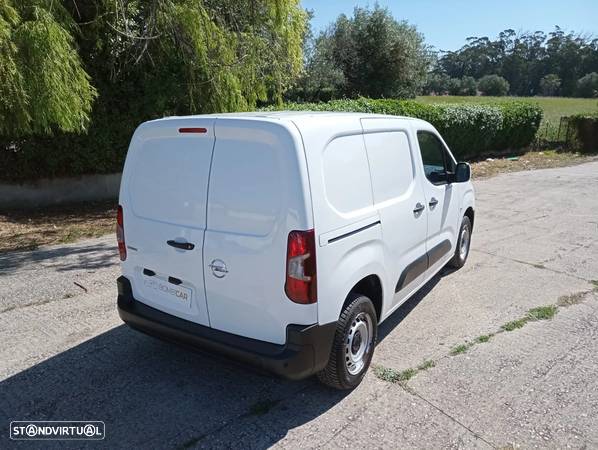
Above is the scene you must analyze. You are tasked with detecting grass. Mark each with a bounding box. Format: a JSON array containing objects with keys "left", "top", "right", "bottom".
[
  {"left": 417, "top": 359, "right": 435, "bottom": 371},
  {"left": 417, "top": 95, "right": 598, "bottom": 141},
  {"left": 470, "top": 149, "right": 598, "bottom": 179},
  {"left": 501, "top": 318, "right": 528, "bottom": 332},
  {"left": 501, "top": 305, "right": 558, "bottom": 332},
  {"left": 474, "top": 334, "right": 492, "bottom": 344},
  {"left": 557, "top": 291, "right": 588, "bottom": 307},
  {"left": 450, "top": 343, "right": 472, "bottom": 355},
  {"left": 0, "top": 200, "right": 116, "bottom": 253},
  {"left": 526, "top": 305, "right": 558, "bottom": 321},
  {"left": 373, "top": 365, "right": 418, "bottom": 384}
]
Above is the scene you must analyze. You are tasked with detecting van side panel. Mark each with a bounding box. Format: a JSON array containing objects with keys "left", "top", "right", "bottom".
[
  {"left": 203, "top": 119, "right": 316, "bottom": 345},
  {"left": 361, "top": 120, "right": 429, "bottom": 317},
  {"left": 291, "top": 116, "right": 388, "bottom": 326}
]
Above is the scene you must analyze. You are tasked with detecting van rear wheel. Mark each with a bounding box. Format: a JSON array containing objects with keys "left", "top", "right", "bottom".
[{"left": 317, "top": 294, "right": 377, "bottom": 390}]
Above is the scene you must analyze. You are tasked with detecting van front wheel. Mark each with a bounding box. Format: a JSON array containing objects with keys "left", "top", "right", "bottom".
[
  {"left": 317, "top": 294, "right": 377, "bottom": 390},
  {"left": 449, "top": 215, "right": 472, "bottom": 269}
]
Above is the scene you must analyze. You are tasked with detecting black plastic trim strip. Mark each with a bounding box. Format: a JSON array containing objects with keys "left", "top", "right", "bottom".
[
  {"left": 116, "top": 276, "right": 337, "bottom": 380},
  {"left": 328, "top": 220, "right": 381, "bottom": 244},
  {"left": 394, "top": 239, "right": 452, "bottom": 293},
  {"left": 395, "top": 253, "right": 428, "bottom": 293},
  {"left": 428, "top": 239, "right": 452, "bottom": 267}
]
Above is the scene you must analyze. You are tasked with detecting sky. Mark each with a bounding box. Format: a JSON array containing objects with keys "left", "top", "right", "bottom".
[{"left": 301, "top": 0, "right": 598, "bottom": 52}]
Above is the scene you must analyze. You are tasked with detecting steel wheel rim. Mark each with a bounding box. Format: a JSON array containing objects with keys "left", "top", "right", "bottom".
[
  {"left": 460, "top": 224, "right": 470, "bottom": 260},
  {"left": 345, "top": 312, "right": 373, "bottom": 375}
]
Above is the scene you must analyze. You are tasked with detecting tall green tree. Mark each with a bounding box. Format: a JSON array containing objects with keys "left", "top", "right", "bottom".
[
  {"left": 0, "top": 0, "right": 96, "bottom": 136},
  {"left": 1, "top": 0, "right": 308, "bottom": 181},
  {"left": 298, "top": 5, "right": 432, "bottom": 99},
  {"left": 437, "top": 27, "right": 598, "bottom": 97}
]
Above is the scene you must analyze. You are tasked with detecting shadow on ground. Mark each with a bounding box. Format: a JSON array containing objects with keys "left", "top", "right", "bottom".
[
  {"left": 0, "top": 270, "right": 450, "bottom": 449},
  {"left": 0, "top": 241, "right": 117, "bottom": 273}
]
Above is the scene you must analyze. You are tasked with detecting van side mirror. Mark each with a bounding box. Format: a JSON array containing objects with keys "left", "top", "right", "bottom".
[{"left": 453, "top": 162, "right": 471, "bottom": 183}]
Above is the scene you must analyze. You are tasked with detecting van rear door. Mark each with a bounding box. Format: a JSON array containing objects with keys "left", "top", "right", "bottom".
[
  {"left": 120, "top": 119, "right": 215, "bottom": 326},
  {"left": 202, "top": 119, "right": 316, "bottom": 345}
]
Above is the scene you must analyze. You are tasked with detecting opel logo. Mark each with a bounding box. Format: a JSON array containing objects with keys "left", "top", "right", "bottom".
[{"left": 208, "top": 259, "right": 228, "bottom": 278}]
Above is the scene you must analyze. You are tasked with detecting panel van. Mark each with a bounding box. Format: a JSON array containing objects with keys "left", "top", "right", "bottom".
[{"left": 116, "top": 112, "right": 475, "bottom": 389}]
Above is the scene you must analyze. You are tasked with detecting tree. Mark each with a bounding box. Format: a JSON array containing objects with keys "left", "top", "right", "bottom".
[
  {"left": 539, "top": 74, "right": 561, "bottom": 96},
  {"left": 1, "top": 0, "right": 309, "bottom": 181},
  {"left": 0, "top": 0, "right": 307, "bottom": 138},
  {"left": 577, "top": 72, "right": 598, "bottom": 98},
  {"left": 478, "top": 74, "right": 510, "bottom": 96},
  {"left": 287, "top": 15, "right": 346, "bottom": 102},
  {"left": 460, "top": 76, "right": 478, "bottom": 96},
  {"left": 309, "top": 5, "right": 432, "bottom": 99},
  {"left": 447, "top": 78, "right": 462, "bottom": 95},
  {"left": 437, "top": 27, "right": 598, "bottom": 97},
  {"left": 0, "top": 0, "right": 96, "bottom": 136},
  {"left": 423, "top": 73, "right": 450, "bottom": 95}
]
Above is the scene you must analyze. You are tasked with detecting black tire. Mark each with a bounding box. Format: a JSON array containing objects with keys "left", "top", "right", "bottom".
[
  {"left": 448, "top": 215, "right": 472, "bottom": 269},
  {"left": 317, "top": 293, "right": 377, "bottom": 390}
]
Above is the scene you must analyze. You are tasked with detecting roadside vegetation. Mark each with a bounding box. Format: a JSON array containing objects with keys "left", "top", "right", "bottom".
[
  {"left": 0, "top": 201, "right": 116, "bottom": 253},
  {"left": 374, "top": 286, "right": 596, "bottom": 386},
  {"left": 0, "top": 3, "right": 596, "bottom": 252},
  {"left": 418, "top": 96, "right": 598, "bottom": 141}
]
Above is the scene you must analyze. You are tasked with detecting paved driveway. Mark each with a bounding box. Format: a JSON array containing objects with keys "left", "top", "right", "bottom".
[{"left": 1, "top": 162, "right": 597, "bottom": 449}]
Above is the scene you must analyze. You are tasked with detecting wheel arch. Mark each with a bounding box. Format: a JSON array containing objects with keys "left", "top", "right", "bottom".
[
  {"left": 464, "top": 206, "right": 475, "bottom": 229},
  {"left": 343, "top": 274, "right": 383, "bottom": 323}
]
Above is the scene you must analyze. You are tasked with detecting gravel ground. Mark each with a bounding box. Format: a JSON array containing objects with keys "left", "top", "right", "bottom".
[{"left": 1, "top": 161, "right": 598, "bottom": 449}]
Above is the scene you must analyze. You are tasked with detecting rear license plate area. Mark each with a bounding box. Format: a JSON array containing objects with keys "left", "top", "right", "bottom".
[{"left": 141, "top": 273, "right": 192, "bottom": 308}]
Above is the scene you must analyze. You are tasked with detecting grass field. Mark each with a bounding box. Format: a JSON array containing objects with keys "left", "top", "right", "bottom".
[{"left": 417, "top": 96, "right": 598, "bottom": 141}]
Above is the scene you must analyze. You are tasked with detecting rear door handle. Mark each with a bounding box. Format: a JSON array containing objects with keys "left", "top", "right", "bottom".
[
  {"left": 429, "top": 197, "right": 439, "bottom": 208},
  {"left": 167, "top": 240, "right": 195, "bottom": 250},
  {"left": 413, "top": 203, "right": 425, "bottom": 214}
]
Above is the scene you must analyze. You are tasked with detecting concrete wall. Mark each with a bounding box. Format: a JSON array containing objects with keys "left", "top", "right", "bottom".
[{"left": 0, "top": 173, "right": 121, "bottom": 209}]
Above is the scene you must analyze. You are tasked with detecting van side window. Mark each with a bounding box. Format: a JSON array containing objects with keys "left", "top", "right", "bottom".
[
  {"left": 322, "top": 135, "right": 374, "bottom": 213},
  {"left": 416, "top": 131, "right": 455, "bottom": 185},
  {"left": 363, "top": 131, "right": 414, "bottom": 204}
]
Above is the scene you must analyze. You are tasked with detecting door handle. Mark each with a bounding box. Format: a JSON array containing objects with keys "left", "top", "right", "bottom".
[
  {"left": 429, "top": 197, "right": 439, "bottom": 208},
  {"left": 167, "top": 240, "right": 195, "bottom": 250},
  {"left": 413, "top": 202, "right": 425, "bottom": 214}
]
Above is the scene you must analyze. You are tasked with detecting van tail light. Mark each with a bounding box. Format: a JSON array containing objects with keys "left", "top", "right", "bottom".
[
  {"left": 285, "top": 229, "right": 317, "bottom": 304},
  {"left": 116, "top": 205, "right": 126, "bottom": 261}
]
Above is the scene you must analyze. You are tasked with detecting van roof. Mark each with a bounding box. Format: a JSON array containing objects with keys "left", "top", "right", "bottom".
[{"left": 150, "top": 111, "right": 425, "bottom": 123}]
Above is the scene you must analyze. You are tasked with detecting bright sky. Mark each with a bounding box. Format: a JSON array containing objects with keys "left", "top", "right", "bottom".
[{"left": 301, "top": 0, "right": 598, "bottom": 51}]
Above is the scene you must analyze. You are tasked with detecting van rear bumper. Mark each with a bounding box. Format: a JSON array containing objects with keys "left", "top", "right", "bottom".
[{"left": 116, "top": 276, "right": 336, "bottom": 380}]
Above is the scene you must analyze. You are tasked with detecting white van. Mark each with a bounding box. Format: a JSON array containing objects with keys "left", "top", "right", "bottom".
[{"left": 117, "top": 112, "right": 475, "bottom": 389}]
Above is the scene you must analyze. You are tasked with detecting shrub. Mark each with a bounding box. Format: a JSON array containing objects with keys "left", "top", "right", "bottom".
[
  {"left": 576, "top": 73, "right": 598, "bottom": 98},
  {"left": 264, "top": 98, "right": 542, "bottom": 159},
  {"left": 478, "top": 74, "right": 510, "bottom": 96},
  {"left": 565, "top": 113, "right": 598, "bottom": 153}
]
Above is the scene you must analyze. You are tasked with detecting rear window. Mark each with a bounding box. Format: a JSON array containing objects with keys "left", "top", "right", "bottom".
[{"left": 129, "top": 135, "right": 214, "bottom": 228}]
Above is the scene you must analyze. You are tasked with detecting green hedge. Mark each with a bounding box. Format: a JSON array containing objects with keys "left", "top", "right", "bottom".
[
  {"left": 564, "top": 113, "right": 598, "bottom": 153},
  {"left": 0, "top": 97, "right": 542, "bottom": 183},
  {"left": 263, "top": 98, "right": 543, "bottom": 159}
]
